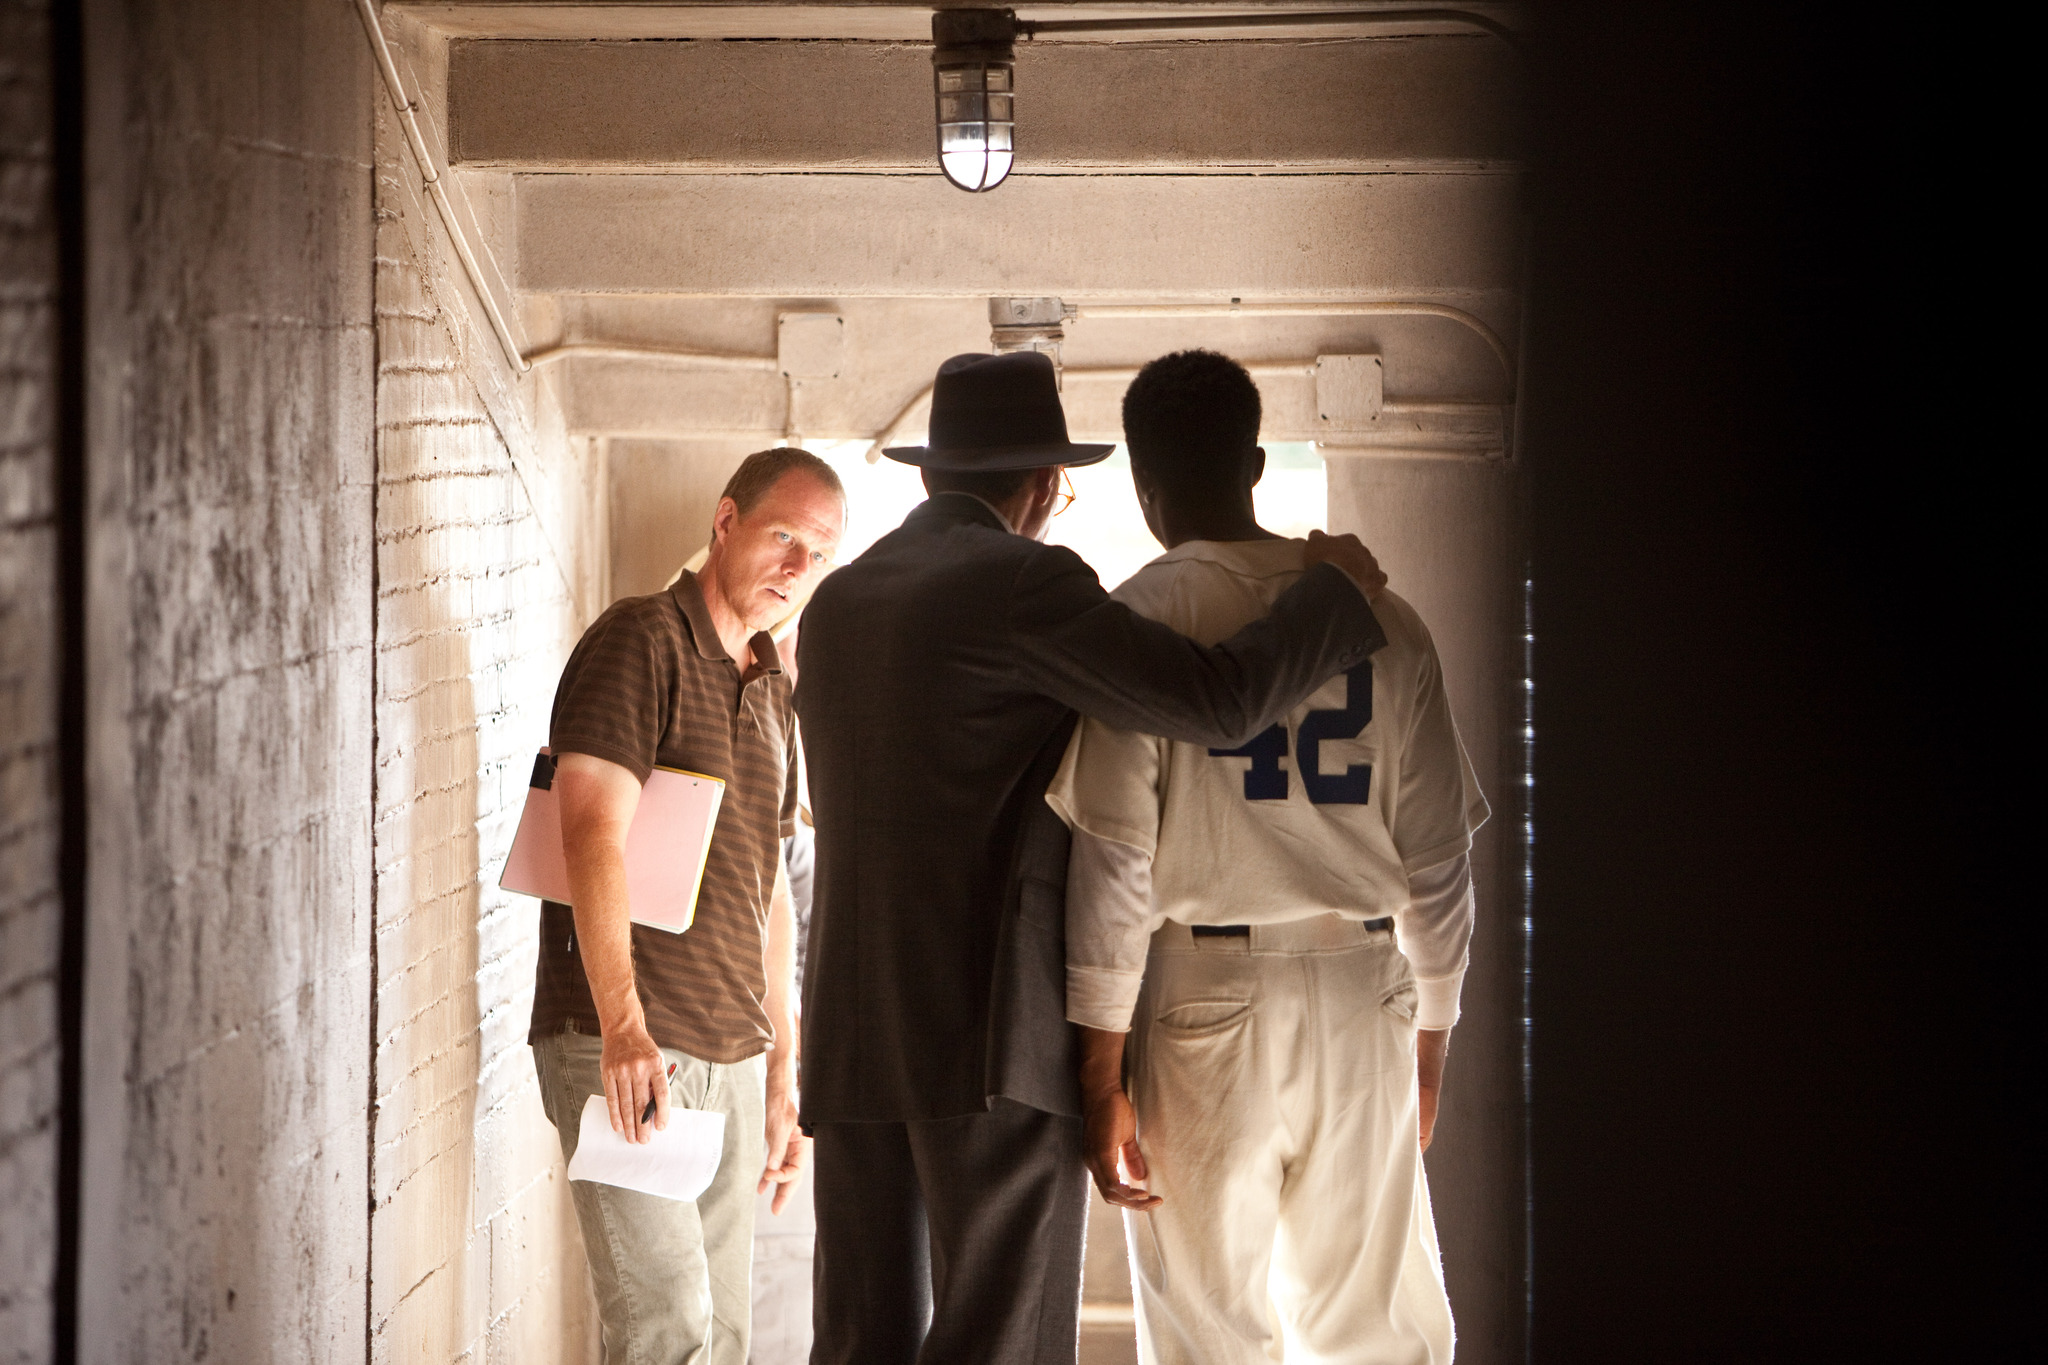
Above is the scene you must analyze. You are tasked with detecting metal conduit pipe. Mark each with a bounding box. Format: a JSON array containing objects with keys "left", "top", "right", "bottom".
[
  {"left": 522, "top": 343, "right": 779, "bottom": 372},
  {"left": 1017, "top": 8, "right": 1522, "bottom": 50},
  {"left": 355, "top": 0, "right": 531, "bottom": 374},
  {"left": 513, "top": 339, "right": 1503, "bottom": 458},
  {"left": 1070, "top": 302, "right": 1517, "bottom": 393}
]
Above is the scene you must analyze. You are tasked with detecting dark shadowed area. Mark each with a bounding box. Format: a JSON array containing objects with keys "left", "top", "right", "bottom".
[{"left": 1522, "top": 5, "right": 2014, "bottom": 1361}]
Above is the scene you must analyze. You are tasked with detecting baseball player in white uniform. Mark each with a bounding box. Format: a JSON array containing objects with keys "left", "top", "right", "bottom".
[{"left": 1046, "top": 350, "right": 1488, "bottom": 1365}]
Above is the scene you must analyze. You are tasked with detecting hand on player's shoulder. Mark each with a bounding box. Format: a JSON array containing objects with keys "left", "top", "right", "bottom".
[{"left": 1303, "top": 529, "right": 1388, "bottom": 600}]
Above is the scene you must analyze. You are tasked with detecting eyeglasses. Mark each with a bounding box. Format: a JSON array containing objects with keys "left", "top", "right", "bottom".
[{"left": 1054, "top": 469, "right": 1077, "bottom": 516}]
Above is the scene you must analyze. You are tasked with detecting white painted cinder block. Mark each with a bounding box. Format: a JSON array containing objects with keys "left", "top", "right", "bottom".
[{"left": 369, "top": 106, "right": 596, "bottom": 1363}]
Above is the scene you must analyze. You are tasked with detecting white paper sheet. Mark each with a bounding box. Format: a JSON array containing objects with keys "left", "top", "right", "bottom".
[{"left": 565, "top": 1093, "right": 726, "bottom": 1202}]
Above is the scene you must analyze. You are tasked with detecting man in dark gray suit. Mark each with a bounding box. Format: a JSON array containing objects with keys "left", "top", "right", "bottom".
[{"left": 795, "top": 352, "right": 1388, "bottom": 1365}]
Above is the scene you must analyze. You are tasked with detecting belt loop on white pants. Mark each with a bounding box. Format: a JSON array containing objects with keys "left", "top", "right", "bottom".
[{"left": 1150, "top": 913, "right": 1396, "bottom": 954}]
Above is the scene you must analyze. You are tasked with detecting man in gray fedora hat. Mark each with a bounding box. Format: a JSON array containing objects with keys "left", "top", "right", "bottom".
[{"left": 795, "top": 351, "right": 1390, "bottom": 1365}]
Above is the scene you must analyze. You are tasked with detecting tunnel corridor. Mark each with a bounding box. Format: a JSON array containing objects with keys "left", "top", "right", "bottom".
[
  {"left": 4, "top": 2, "right": 1980, "bottom": 1364},
  {"left": 27, "top": 4, "right": 1536, "bottom": 1360}
]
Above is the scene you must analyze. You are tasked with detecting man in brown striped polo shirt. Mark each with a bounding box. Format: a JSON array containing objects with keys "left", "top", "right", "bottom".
[{"left": 528, "top": 447, "right": 844, "bottom": 1365}]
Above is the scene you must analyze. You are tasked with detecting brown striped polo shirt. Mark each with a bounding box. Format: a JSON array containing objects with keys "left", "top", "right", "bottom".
[{"left": 527, "top": 571, "right": 798, "bottom": 1064}]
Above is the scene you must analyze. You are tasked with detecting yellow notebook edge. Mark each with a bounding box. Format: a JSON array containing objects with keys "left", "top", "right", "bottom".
[
  {"left": 651, "top": 763, "right": 726, "bottom": 787},
  {"left": 673, "top": 781, "right": 727, "bottom": 935}
]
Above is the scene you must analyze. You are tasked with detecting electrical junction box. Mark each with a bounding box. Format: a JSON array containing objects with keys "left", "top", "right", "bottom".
[
  {"left": 1315, "top": 354, "right": 1384, "bottom": 430},
  {"left": 778, "top": 313, "right": 844, "bottom": 379},
  {"left": 990, "top": 296, "right": 1069, "bottom": 330},
  {"left": 989, "top": 296, "right": 1074, "bottom": 354}
]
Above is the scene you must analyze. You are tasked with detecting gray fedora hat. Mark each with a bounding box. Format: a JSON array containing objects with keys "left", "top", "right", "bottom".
[{"left": 884, "top": 351, "right": 1114, "bottom": 471}]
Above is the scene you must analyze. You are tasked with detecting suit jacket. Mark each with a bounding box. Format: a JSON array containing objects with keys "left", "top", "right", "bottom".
[{"left": 795, "top": 494, "right": 1385, "bottom": 1123}]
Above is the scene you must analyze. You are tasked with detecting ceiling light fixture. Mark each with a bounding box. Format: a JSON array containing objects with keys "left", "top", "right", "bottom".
[
  {"left": 931, "top": 8, "right": 1017, "bottom": 192},
  {"left": 926, "top": 8, "right": 1519, "bottom": 192}
]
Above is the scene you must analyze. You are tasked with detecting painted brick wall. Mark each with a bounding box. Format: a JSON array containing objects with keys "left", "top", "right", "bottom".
[
  {"left": 0, "top": 3, "right": 57, "bottom": 1360},
  {"left": 77, "top": 0, "right": 377, "bottom": 1359},
  {"left": 369, "top": 91, "right": 603, "bottom": 1364}
]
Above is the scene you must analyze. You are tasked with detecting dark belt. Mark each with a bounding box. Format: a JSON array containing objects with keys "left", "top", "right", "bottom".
[{"left": 1191, "top": 917, "right": 1393, "bottom": 938}]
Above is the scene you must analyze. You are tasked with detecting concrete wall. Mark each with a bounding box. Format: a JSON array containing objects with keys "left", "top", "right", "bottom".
[
  {"left": 367, "top": 33, "right": 604, "bottom": 1365},
  {"left": 518, "top": 173, "right": 1518, "bottom": 301},
  {"left": 0, "top": 3, "right": 58, "bottom": 1360},
  {"left": 36, "top": 3, "right": 610, "bottom": 1359},
  {"left": 606, "top": 438, "right": 754, "bottom": 599},
  {"left": 1326, "top": 452, "right": 1523, "bottom": 1365},
  {"left": 75, "top": 0, "right": 375, "bottom": 1358}
]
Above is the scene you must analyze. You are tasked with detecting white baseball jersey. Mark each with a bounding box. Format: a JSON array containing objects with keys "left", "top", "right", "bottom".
[{"left": 1046, "top": 538, "right": 1489, "bottom": 1031}]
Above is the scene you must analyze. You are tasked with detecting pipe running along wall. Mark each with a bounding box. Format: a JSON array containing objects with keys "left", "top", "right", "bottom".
[
  {"left": 356, "top": 0, "right": 531, "bottom": 374},
  {"left": 524, "top": 299, "right": 1514, "bottom": 461},
  {"left": 865, "top": 300, "right": 1519, "bottom": 461}
]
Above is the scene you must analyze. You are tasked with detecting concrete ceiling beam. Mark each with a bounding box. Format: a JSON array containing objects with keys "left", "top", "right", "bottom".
[
  {"left": 515, "top": 172, "right": 1519, "bottom": 297},
  {"left": 527, "top": 293, "right": 1518, "bottom": 399},
  {"left": 537, "top": 295, "right": 1519, "bottom": 438},
  {"left": 399, "top": 3, "right": 1522, "bottom": 44},
  {"left": 560, "top": 356, "right": 1502, "bottom": 450},
  {"left": 451, "top": 36, "right": 1519, "bottom": 171}
]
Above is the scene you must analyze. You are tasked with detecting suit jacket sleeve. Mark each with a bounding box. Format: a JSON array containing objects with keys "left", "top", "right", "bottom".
[{"left": 1006, "top": 547, "right": 1387, "bottom": 748}]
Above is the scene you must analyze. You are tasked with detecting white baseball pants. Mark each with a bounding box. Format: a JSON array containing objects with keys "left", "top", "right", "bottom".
[{"left": 1124, "top": 917, "right": 1455, "bottom": 1365}]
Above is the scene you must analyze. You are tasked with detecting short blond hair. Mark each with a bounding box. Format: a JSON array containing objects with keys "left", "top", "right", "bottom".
[{"left": 719, "top": 447, "right": 846, "bottom": 519}]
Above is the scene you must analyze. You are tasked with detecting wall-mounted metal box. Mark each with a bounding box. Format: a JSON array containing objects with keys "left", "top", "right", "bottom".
[
  {"left": 778, "top": 313, "right": 844, "bottom": 379},
  {"left": 1316, "top": 354, "right": 1384, "bottom": 430}
]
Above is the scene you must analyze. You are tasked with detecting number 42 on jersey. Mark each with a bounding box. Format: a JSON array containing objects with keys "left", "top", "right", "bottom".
[{"left": 1208, "top": 661, "right": 1374, "bottom": 805}]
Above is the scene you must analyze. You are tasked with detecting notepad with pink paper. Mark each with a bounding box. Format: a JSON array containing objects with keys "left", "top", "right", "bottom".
[{"left": 500, "top": 751, "right": 726, "bottom": 933}]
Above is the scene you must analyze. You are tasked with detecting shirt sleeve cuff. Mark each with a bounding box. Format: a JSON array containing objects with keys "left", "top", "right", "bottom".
[
  {"left": 548, "top": 738, "right": 654, "bottom": 786},
  {"left": 1066, "top": 965, "right": 1144, "bottom": 1033},
  {"left": 1415, "top": 972, "right": 1465, "bottom": 1031}
]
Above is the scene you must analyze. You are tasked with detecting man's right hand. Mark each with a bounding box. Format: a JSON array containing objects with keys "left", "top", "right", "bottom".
[
  {"left": 1083, "top": 1085, "right": 1163, "bottom": 1212},
  {"left": 1078, "top": 1024, "right": 1159, "bottom": 1209},
  {"left": 602, "top": 1021, "right": 670, "bottom": 1144},
  {"left": 1303, "top": 529, "right": 1388, "bottom": 600}
]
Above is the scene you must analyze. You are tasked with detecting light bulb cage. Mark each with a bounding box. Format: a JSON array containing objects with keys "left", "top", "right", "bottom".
[
  {"left": 932, "top": 8, "right": 1017, "bottom": 192},
  {"left": 922, "top": 7, "right": 1519, "bottom": 192}
]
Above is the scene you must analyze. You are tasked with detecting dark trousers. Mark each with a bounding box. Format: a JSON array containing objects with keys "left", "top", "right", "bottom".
[{"left": 810, "top": 1100, "right": 1089, "bottom": 1365}]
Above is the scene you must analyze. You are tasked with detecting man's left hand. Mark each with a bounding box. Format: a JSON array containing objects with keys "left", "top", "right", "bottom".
[
  {"left": 759, "top": 1062, "right": 811, "bottom": 1214},
  {"left": 1417, "top": 1027, "right": 1450, "bottom": 1153}
]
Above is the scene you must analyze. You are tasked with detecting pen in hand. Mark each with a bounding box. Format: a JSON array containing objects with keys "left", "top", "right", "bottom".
[{"left": 642, "top": 1062, "right": 679, "bottom": 1126}]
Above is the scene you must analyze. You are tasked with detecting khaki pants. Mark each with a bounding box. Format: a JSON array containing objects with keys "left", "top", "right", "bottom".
[
  {"left": 1125, "top": 919, "right": 1455, "bottom": 1365},
  {"left": 535, "top": 1027, "right": 765, "bottom": 1365}
]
